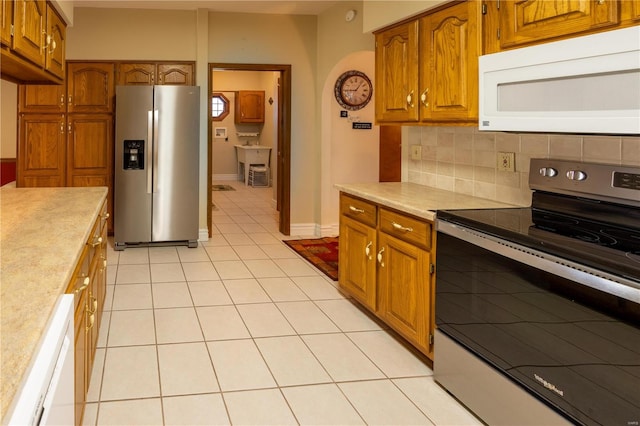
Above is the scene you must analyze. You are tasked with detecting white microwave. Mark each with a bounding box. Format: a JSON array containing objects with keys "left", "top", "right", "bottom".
[{"left": 479, "top": 26, "right": 640, "bottom": 135}]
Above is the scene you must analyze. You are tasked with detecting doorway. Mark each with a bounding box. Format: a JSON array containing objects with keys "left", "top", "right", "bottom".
[{"left": 207, "top": 63, "right": 291, "bottom": 236}]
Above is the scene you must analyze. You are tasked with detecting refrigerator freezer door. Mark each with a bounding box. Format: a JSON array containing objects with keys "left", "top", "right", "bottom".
[
  {"left": 152, "top": 86, "right": 200, "bottom": 243},
  {"left": 114, "top": 85, "right": 154, "bottom": 245}
]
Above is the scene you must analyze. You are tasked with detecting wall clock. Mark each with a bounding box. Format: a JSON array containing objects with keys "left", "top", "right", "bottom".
[{"left": 334, "top": 70, "right": 373, "bottom": 111}]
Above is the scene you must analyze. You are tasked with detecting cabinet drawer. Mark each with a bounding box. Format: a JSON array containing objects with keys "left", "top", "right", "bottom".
[
  {"left": 379, "top": 208, "right": 432, "bottom": 250},
  {"left": 340, "top": 194, "right": 377, "bottom": 227}
]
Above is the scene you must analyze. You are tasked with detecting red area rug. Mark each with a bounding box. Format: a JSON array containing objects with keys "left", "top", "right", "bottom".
[{"left": 284, "top": 237, "right": 339, "bottom": 281}]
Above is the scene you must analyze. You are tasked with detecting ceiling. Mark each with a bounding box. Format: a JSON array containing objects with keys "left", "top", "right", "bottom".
[{"left": 72, "top": 0, "right": 345, "bottom": 15}]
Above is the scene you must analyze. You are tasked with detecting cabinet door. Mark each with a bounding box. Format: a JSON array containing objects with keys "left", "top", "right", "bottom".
[
  {"left": 45, "top": 4, "right": 65, "bottom": 79},
  {"left": 12, "top": 0, "right": 46, "bottom": 67},
  {"left": 67, "top": 114, "right": 113, "bottom": 186},
  {"left": 419, "top": 1, "right": 480, "bottom": 123},
  {"left": 235, "top": 91, "right": 265, "bottom": 123},
  {"left": 1, "top": 0, "right": 12, "bottom": 47},
  {"left": 377, "top": 232, "right": 432, "bottom": 356},
  {"left": 157, "top": 63, "right": 194, "bottom": 85},
  {"left": 85, "top": 257, "right": 99, "bottom": 388},
  {"left": 67, "top": 114, "right": 114, "bottom": 233},
  {"left": 96, "top": 205, "right": 108, "bottom": 334},
  {"left": 375, "top": 20, "right": 419, "bottom": 123},
  {"left": 17, "top": 114, "right": 66, "bottom": 187},
  {"left": 117, "top": 62, "right": 155, "bottom": 85},
  {"left": 19, "top": 84, "right": 66, "bottom": 113},
  {"left": 67, "top": 62, "right": 115, "bottom": 113},
  {"left": 621, "top": 0, "right": 640, "bottom": 22},
  {"left": 500, "top": 0, "right": 618, "bottom": 48},
  {"left": 68, "top": 249, "right": 89, "bottom": 426},
  {"left": 339, "top": 215, "right": 378, "bottom": 310},
  {"left": 73, "top": 289, "right": 87, "bottom": 426}
]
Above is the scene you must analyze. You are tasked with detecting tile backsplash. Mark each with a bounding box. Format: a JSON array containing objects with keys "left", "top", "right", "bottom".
[{"left": 405, "top": 126, "right": 640, "bottom": 207}]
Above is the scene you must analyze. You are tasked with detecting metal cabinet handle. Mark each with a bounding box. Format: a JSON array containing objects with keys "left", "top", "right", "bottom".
[
  {"left": 377, "top": 247, "right": 385, "bottom": 267},
  {"left": 392, "top": 222, "right": 413, "bottom": 233},
  {"left": 365, "top": 241, "right": 373, "bottom": 259},
  {"left": 75, "top": 276, "right": 90, "bottom": 293},
  {"left": 349, "top": 205, "right": 365, "bottom": 214},
  {"left": 91, "top": 296, "right": 98, "bottom": 314},
  {"left": 90, "top": 236, "right": 103, "bottom": 247},
  {"left": 86, "top": 311, "right": 95, "bottom": 331},
  {"left": 420, "top": 88, "right": 429, "bottom": 107},
  {"left": 406, "top": 91, "right": 414, "bottom": 107}
]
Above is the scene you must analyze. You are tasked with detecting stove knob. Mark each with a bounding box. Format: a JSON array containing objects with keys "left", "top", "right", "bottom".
[
  {"left": 539, "top": 167, "right": 558, "bottom": 177},
  {"left": 566, "top": 170, "right": 587, "bottom": 181}
]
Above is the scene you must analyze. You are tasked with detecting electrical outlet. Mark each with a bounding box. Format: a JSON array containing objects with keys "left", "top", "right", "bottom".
[
  {"left": 411, "top": 145, "right": 422, "bottom": 160},
  {"left": 497, "top": 152, "right": 515, "bottom": 172}
]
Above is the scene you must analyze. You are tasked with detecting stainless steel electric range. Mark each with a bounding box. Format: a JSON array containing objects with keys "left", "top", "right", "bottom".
[{"left": 435, "top": 158, "right": 640, "bottom": 426}]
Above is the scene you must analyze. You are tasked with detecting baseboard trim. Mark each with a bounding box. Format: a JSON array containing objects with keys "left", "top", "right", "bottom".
[
  {"left": 288, "top": 223, "right": 339, "bottom": 238},
  {"left": 198, "top": 228, "right": 209, "bottom": 241}
]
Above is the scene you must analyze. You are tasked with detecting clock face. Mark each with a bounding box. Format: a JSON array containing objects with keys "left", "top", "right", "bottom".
[{"left": 334, "top": 70, "right": 373, "bottom": 111}]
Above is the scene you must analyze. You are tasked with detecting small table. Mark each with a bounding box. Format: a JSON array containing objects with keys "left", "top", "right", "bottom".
[{"left": 234, "top": 145, "right": 272, "bottom": 185}]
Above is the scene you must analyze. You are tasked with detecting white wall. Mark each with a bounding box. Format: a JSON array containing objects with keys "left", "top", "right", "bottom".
[
  {"left": 66, "top": 8, "right": 197, "bottom": 60},
  {"left": 0, "top": 80, "right": 17, "bottom": 159},
  {"left": 321, "top": 51, "right": 378, "bottom": 235},
  {"left": 208, "top": 12, "right": 318, "bottom": 231},
  {"left": 317, "top": 1, "right": 376, "bottom": 236},
  {"left": 362, "top": 0, "right": 449, "bottom": 32}
]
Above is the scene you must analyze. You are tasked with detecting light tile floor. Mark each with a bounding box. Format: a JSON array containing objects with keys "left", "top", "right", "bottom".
[{"left": 84, "top": 181, "right": 482, "bottom": 425}]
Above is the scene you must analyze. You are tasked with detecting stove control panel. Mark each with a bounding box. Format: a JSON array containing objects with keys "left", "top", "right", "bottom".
[
  {"left": 530, "top": 158, "right": 640, "bottom": 207},
  {"left": 613, "top": 172, "right": 640, "bottom": 191}
]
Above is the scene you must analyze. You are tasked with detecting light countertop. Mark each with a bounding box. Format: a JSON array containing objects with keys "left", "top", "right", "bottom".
[
  {"left": 1, "top": 186, "right": 108, "bottom": 419},
  {"left": 335, "top": 182, "right": 520, "bottom": 221}
]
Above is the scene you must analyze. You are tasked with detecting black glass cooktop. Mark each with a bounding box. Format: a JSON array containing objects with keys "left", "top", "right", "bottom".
[{"left": 437, "top": 192, "right": 640, "bottom": 283}]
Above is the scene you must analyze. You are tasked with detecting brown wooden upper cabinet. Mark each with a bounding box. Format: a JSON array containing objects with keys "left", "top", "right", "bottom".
[
  {"left": 67, "top": 63, "right": 115, "bottom": 113},
  {"left": 1, "top": 0, "right": 13, "bottom": 47},
  {"left": 0, "top": 0, "right": 66, "bottom": 83},
  {"left": 45, "top": 3, "right": 65, "bottom": 79},
  {"left": 117, "top": 62, "right": 195, "bottom": 86},
  {"left": 484, "top": 0, "right": 640, "bottom": 54},
  {"left": 11, "top": 0, "right": 46, "bottom": 68},
  {"left": 235, "top": 90, "right": 265, "bottom": 124},
  {"left": 499, "top": 0, "right": 618, "bottom": 49},
  {"left": 375, "top": 21, "right": 419, "bottom": 123},
  {"left": 375, "top": 1, "right": 480, "bottom": 125}
]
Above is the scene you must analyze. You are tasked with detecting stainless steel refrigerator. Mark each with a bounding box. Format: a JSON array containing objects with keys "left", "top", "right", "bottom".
[{"left": 114, "top": 85, "right": 200, "bottom": 250}]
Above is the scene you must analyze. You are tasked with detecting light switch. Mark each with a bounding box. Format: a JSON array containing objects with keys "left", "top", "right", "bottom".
[{"left": 411, "top": 145, "right": 422, "bottom": 160}]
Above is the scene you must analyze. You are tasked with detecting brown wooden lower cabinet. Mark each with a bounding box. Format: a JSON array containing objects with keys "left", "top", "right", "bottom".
[
  {"left": 66, "top": 199, "right": 107, "bottom": 426},
  {"left": 338, "top": 192, "right": 436, "bottom": 360}
]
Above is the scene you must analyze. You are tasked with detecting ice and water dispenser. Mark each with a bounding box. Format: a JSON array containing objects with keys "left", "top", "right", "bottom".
[{"left": 123, "top": 140, "right": 144, "bottom": 170}]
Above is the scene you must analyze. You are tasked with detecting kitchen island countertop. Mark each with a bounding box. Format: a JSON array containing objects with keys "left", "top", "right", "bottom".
[
  {"left": 1, "top": 186, "right": 108, "bottom": 419},
  {"left": 335, "top": 182, "right": 521, "bottom": 221}
]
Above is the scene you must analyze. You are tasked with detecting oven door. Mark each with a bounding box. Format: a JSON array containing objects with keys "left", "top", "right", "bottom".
[{"left": 435, "top": 220, "right": 640, "bottom": 426}]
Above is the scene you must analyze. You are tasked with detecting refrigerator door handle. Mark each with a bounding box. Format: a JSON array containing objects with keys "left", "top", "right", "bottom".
[
  {"left": 152, "top": 110, "right": 160, "bottom": 193},
  {"left": 147, "top": 110, "right": 153, "bottom": 194}
]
